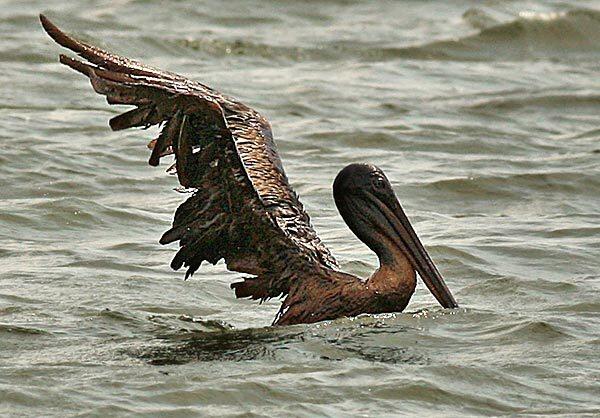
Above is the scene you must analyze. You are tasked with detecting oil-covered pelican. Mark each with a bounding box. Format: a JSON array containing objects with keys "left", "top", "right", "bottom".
[{"left": 40, "top": 15, "right": 458, "bottom": 325}]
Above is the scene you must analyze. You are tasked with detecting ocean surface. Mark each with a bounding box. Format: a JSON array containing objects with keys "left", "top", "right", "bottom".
[{"left": 1, "top": 0, "right": 600, "bottom": 416}]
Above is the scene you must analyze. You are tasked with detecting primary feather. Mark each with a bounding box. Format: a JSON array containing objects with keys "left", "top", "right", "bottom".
[{"left": 40, "top": 15, "right": 338, "bottom": 302}]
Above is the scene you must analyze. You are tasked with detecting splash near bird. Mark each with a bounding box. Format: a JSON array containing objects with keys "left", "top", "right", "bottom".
[{"left": 40, "top": 15, "right": 458, "bottom": 325}]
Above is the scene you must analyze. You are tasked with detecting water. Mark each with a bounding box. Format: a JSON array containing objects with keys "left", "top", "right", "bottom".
[{"left": 1, "top": 0, "right": 600, "bottom": 416}]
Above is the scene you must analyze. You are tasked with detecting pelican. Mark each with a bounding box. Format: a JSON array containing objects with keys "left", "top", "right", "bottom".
[{"left": 40, "top": 15, "right": 458, "bottom": 325}]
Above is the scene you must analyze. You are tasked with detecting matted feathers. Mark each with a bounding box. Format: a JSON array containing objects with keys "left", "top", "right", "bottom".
[{"left": 40, "top": 15, "right": 338, "bottom": 301}]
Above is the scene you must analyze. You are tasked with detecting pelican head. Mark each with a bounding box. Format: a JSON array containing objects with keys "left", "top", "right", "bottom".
[{"left": 333, "top": 163, "right": 458, "bottom": 309}]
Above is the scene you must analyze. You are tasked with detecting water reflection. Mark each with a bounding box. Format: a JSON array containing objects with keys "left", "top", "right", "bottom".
[{"left": 135, "top": 315, "right": 428, "bottom": 365}]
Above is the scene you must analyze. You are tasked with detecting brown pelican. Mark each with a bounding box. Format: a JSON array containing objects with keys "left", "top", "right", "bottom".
[{"left": 40, "top": 15, "right": 458, "bottom": 325}]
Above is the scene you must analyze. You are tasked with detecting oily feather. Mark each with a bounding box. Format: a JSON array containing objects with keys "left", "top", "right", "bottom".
[{"left": 40, "top": 15, "right": 338, "bottom": 302}]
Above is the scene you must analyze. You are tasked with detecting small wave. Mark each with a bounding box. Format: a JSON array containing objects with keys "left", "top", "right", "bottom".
[
  {"left": 500, "top": 320, "right": 572, "bottom": 342},
  {"left": 0, "top": 323, "right": 50, "bottom": 336},
  {"left": 544, "top": 226, "right": 600, "bottom": 239},
  {"left": 550, "top": 302, "right": 600, "bottom": 314},
  {"left": 467, "top": 93, "right": 600, "bottom": 112},
  {"left": 454, "top": 315, "right": 572, "bottom": 342},
  {"left": 60, "top": 258, "right": 158, "bottom": 274},
  {"left": 166, "top": 36, "right": 311, "bottom": 62},
  {"left": 95, "top": 308, "right": 141, "bottom": 323},
  {"left": 394, "top": 8, "right": 600, "bottom": 62},
  {"left": 462, "top": 8, "right": 499, "bottom": 30},
  {"left": 464, "top": 276, "right": 579, "bottom": 297},
  {"left": 423, "top": 171, "right": 600, "bottom": 200},
  {"left": 0, "top": 306, "right": 24, "bottom": 316},
  {"left": 0, "top": 293, "right": 42, "bottom": 305}
]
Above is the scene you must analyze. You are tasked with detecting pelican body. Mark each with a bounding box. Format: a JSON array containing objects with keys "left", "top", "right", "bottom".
[{"left": 40, "top": 16, "right": 458, "bottom": 325}]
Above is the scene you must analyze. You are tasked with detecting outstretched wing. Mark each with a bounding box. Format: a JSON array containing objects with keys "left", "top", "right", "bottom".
[{"left": 40, "top": 15, "right": 338, "bottom": 300}]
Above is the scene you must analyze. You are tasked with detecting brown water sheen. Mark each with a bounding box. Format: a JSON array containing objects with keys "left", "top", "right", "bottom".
[{"left": 1, "top": 1, "right": 600, "bottom": 416}]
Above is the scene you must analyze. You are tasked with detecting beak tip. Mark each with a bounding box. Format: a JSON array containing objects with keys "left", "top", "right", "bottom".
[{"left": 446, "top": 298, "right": 459, "bottom": 309}]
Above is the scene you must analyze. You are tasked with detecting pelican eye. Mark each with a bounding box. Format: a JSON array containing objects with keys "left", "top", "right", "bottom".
[{"left": 372, "top": 177, "right": 385, "bottom": 190}]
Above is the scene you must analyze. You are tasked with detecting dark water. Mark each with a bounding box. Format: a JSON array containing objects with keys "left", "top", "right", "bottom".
[{"left": 1, "top": 0, "right": 600, "bottom": 416}]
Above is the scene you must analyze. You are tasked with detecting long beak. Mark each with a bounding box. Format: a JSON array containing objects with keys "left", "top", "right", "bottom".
[{"left": 366, "top": 192, "right": 459, "bottom": 309}]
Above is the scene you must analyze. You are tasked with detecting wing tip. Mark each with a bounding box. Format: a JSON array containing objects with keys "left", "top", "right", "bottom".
[
  {"left": 39, "top": 13, "right": 53, "bottom": 34},
  {"left": 40, "top": 14, "right": 96, "bottom": 76},
  {"left": 40, "top": 13, "right": 94, "bottom": 59},
  {"left": 40, "top": 14, "right": 70, "bottom": 48}
]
